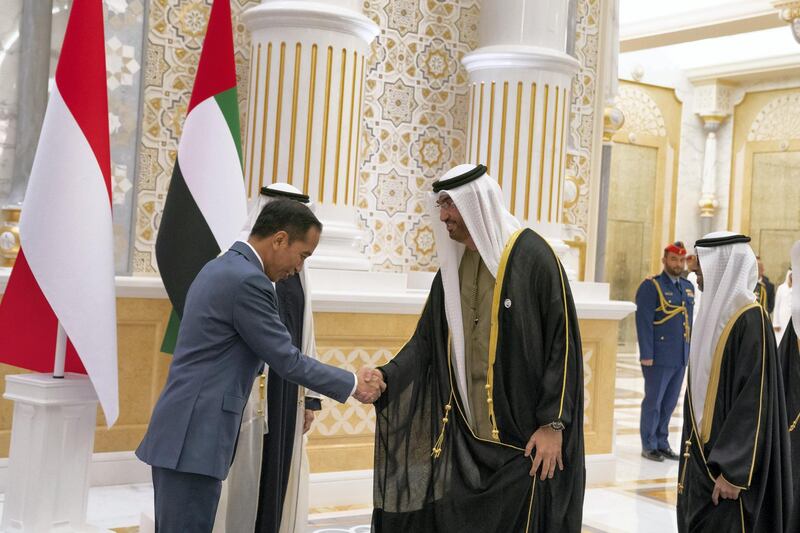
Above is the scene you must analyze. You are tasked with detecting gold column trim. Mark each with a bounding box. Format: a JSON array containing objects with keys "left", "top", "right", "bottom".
[
  {"left": 243, "top": 44, "right": 254, "bottom": 184},
  {"left": 318, "top": 46, "right": 333, "bottom": 203},
  {"left": 333, "top": 48, "right": 347, "bottom": 204},
  {"left": 524, "top": 82, "right": 537, "bottom": 220},
  {"left": 287, "top": 43, "right": 302, "bottom": 185},
  {"left": 486, "top": 82, "right": 496, "bottom": 175},
  {"left": 537, "top": 84, "right": 550, "bottom": 222},
  {"left": 351, "top": 55, "right": 365, "bottom": 206},
  {"left": 303, "top": 44, "right": 318, "bottom": 195},
  {"left": 258, "top": 42, "right": 273, "bottom": 190},
  {"left": 547, "top": 87, "right": 560, "bottom": 222},
  {"left": 467, "top": 83, "right": 476, "bottom": 162},
  {"left": 510, "top": 82, "right": 523, "bottom": 213},
  {"left": 497, "top": 81, "right": 509, "bottom": 187},
  {"left": 556, "top": 87, "right": 569, "bottom": 224},
  {"left": 476, "top": 82, "right": 485, "bottom": 165},
  {"left": 271, "top": 42, "right": 287, "bottom": 184},
  {"left": 246, "top": 44, "right": 261, "bottom": 194},
  {"left": 344, "top": 50, "right": 358, "bottom": 206}
]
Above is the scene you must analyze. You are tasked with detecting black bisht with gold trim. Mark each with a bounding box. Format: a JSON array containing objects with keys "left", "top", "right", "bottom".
[
  {"left": 676, "top": 304, "right": 792, "bottom": 532},
  {"left": 777, "top": 318, "right": 800, "bottom": 531},
  {"left": 372, "top": 228, "right": 585, "bottom": 532}
]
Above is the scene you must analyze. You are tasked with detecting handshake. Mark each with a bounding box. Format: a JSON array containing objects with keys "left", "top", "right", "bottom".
[{"left": 353, "top": 367, "right": 387, "bottom": 403}]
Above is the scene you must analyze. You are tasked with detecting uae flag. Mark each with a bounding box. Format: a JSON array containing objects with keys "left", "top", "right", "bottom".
[
  {"left": 156, "top": 0, "right": 247, "bottom": 351},
  {"left": 0, "top": 0, "right": 118, "bottom": 424}
]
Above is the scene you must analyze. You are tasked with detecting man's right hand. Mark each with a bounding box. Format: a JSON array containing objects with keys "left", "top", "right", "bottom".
[
  {"left": 353, "top": 367, "right": 386, "bottom": 403},
  {"left": 641, "top": 359, "right": 654, "bottom": 367}
]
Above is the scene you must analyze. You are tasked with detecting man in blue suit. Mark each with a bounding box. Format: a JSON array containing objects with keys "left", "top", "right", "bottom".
[
  {"left": 137, "top": 200, "right": 385, "bottom": 531},
  {"left": 635, "top": 241, "right": 694, "bottom": 462}
]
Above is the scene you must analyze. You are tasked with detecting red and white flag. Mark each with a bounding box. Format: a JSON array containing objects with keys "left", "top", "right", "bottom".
[{"left": 0, "top": 0, "right": 118, "bottom": 425}]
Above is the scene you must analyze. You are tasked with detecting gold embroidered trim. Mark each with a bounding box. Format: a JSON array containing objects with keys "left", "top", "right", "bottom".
[
  {"left": 486, "top": 228, "right": 525, "bottom": 441},
  {"left": 700, "top": 303, "right": 761, "bottom": 443}
]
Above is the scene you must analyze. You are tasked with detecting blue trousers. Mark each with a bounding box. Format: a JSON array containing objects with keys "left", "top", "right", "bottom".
[
  {"left": 640, "top": 364, "right": 685, "bottom": 451},
  {"left": 152, "top": 466, "right": 222, "bottom": 532}
]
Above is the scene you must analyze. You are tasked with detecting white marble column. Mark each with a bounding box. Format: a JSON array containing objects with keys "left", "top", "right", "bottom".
[
  {"left": 462, "top": 0, "right": 580, "bottom": 240},
  {"left": 692, "top": 82, "right": 732, "bottom": 236},
  {"left": 242, "top": 0, "right": 378, "bottom": 270}
]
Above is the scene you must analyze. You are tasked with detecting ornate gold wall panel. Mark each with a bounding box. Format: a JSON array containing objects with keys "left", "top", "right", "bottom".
[
  {"left": 0, "top": 298, "right": 174, "bottom": 455},
  {"left": 606, "top": 82, "right": 681, "bottom": 347},
  {"left": 307, "top": 314, "right": 620, "bottom": 471},
  {"left": 564, "top": 0, "right": 603, "bottom": 239},
  {"left": 730, "top": 88, "right": 800, "bottom": 282},
  {"left": 0, "top": 298, "right": 620, "bottom": 469}
]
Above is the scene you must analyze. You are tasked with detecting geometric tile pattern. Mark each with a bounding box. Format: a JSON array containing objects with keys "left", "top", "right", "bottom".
[
  {"left": 133, "top": 0, "right": 258, "bottom": 273},
  {"left": 355, "top": 0, "right": 479, "bottom": 272}
]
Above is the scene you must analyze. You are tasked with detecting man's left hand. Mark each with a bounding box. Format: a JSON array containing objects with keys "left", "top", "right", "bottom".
[
  {"left": 303, "top": 409, "right": 315, "bottom": 434},
  {"left": 525, "top": 426, "right": 564, "bottom": 480},
  {"left": 711, "top": 474, "right": 741, "bottom": 505}
]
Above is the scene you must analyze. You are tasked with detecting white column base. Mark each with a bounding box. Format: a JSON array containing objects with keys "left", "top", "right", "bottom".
[
  {"left": 306, "top": 203, "right": 370, "bottom": 271},
  {"left": 1, "top": 373, "right": 110, "bottom": 533}
]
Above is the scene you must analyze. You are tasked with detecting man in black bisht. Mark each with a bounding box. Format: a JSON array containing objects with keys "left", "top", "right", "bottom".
[
  {"left": 677, "top": 232, "right": 792, "bottom": 532},
  {"left": 215, "top": 183, "right": 323, "bottom": 533},
  {"left": 776, "top": 240, "right": 800, "bottom": 532},
  {"left": 755, "top": 255, "right": 776, "bottom": 314},
  {"left": 372, "top": 164, "right": 585, "bottom": 532}
]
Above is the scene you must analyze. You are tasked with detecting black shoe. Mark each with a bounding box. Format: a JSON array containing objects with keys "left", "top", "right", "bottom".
[
  {"left": 641, "top": 449, "right": 664, "bottom": 462},
  {"left": 658, "top": 448, "right": 680, "bottom": 460}
]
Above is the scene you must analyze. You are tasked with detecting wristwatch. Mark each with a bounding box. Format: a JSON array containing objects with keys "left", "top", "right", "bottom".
[{"left": 546, "top": 420, "right": 565, "bottom": 431}]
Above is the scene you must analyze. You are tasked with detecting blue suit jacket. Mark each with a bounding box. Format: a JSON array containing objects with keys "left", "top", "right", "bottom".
[
  {"left": 136, "top": 241, "right": 355, "bottom": 480},
  {"left": 634, "top": 271, "right": 694, "bottom": 367}
]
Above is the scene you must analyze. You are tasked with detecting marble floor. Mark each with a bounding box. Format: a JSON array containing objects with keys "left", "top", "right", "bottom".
[{"left": 1, "top": 352, "right": 684, "bottom": 532}]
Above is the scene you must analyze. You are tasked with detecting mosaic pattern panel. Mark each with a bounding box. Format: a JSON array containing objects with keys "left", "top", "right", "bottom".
[
  {"left": 355, "top": 0, "right": 479, "bottom": 272},
  {"left": 134, "top": 0, "right": 258, "bottom": 273}
]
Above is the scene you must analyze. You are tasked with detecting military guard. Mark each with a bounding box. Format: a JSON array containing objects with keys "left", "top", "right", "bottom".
[{"left": 635, "top": 242, "right": 694, "bottom": 461}]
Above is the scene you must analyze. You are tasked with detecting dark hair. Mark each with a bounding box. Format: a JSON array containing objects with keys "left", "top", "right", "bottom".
[{"left": 249, "top": 199, "right": 322, "bottom": 242}]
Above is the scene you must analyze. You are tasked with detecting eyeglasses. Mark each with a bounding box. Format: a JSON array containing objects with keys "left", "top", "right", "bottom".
[{"left": 435, "top": 198, "right": 455, "bottom": 210}]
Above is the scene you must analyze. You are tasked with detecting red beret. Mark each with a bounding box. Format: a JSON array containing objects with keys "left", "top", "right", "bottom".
[{"left": 664, "top": 243, "right": 687, "bottom": 256}]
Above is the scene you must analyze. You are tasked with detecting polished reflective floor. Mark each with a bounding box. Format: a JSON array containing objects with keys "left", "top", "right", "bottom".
[{"left": 0, "top": 352, "right": 683, "bottom": 532}]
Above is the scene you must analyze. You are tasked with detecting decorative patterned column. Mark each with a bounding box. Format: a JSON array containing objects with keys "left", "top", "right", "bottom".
[
  {"left": 693, "top": 82, "right": 732, "bottom": 236},
  {"left": 242, "top": 0, "right": 378, "bottom": 270},
  {"left": 462, "top": 0, "right": 580, "bottom": 240}
]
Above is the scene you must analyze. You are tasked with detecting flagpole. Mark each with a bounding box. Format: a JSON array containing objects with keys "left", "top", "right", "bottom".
[{"left": 53, "top": 321, "right": 66, "bottom": 378}]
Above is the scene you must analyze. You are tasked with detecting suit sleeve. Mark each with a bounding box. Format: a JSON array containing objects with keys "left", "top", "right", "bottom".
[
  {"left": 233, "top": 273, "right": 356, "bottom": 403},
  {"left": 635, "top": 281, "right": 657, "bottom": 361},
  {"left": 533, "top": 253, "right": 581, "bottom": 429}
]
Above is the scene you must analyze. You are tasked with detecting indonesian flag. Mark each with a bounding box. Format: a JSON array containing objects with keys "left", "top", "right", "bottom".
[
  {"left": 156, "top": 0, "right": 247, "bottom": 350},
  {"left": 0, "top": 0, "right": 118, "bottom": 424}
]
